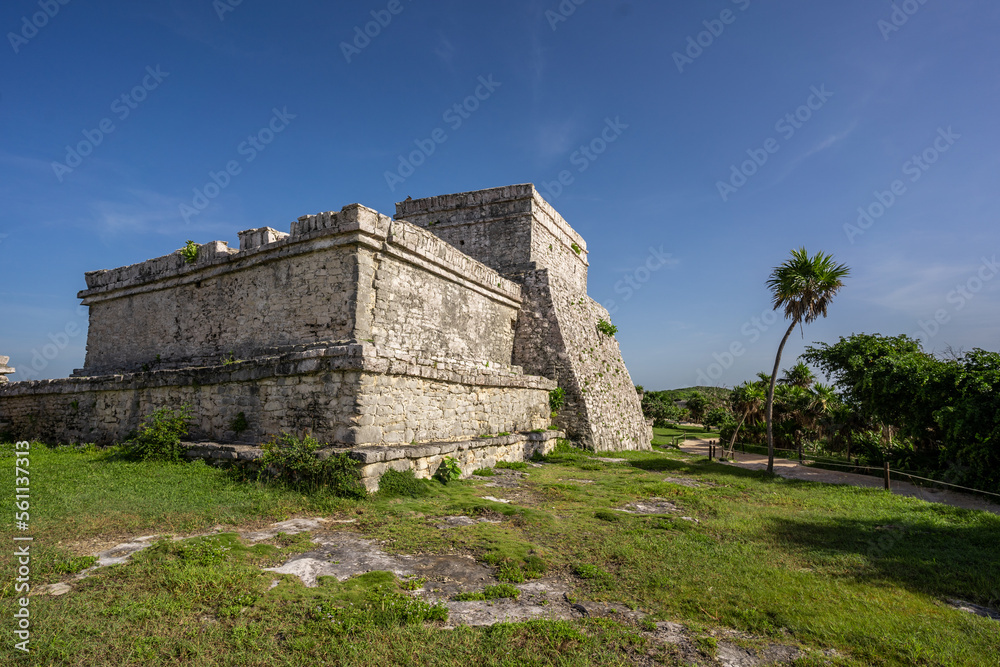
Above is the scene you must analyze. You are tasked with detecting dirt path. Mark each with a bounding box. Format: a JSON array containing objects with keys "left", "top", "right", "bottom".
[{"left": 677, "top": 438, "right": 1000, "bottom": 516}]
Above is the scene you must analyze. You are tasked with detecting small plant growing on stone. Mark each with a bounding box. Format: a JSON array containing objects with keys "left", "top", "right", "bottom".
[
  {"left": 596, "top": 319, "right": 618, "bottom": 337},
  {"left": 549, "top": 387, "right": 565, "bottom": 414},
  {"left": 222, "top": 351, "right": 241, "bottom": 366},
  {"left": 228, "top": 411, "right": 249, "bottom": 435},
  {"left": 473, "top": 467, "right": 495, "bottom": 477},
  {"left": 122, "top": 405, "right": 192, "bottom": 462},
  {"left": 571, "top": 242, "right": 581, "bottom": 255},
  {"left": 454, "top": 583, "right": 520, "bottom": 601},
  {"left": 434, "top": 456, "right": 462, "bottom": 484},
  {"left": 180, "top": 240, "right": 199, "bottom": 264},
  {"left": 400, "top": 576, "right": 427, "bottom": 591}
]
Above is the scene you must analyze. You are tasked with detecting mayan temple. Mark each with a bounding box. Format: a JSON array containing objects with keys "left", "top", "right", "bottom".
[{"left": 0, "top": 185, "right": 650, "bottom": 487}]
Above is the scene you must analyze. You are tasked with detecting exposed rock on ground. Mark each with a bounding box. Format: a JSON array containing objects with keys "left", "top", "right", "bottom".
[{"left": 618, "top": 497, "right": 681, "bottom": 515}]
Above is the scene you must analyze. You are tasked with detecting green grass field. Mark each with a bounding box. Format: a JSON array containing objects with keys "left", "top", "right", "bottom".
[
  {"left": 651, "top": 425, "right": 718, "bottom": 448},
  {"left": 2, "top": 442, "right": 998, "bottom": 666}
]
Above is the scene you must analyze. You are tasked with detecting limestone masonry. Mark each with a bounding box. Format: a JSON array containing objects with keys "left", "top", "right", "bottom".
[
  {"left": 0, "top": 185, "right": 651, "bottom": 479},
  {"left": 0, "top": 357, "right": 14, "bottom": 385}
]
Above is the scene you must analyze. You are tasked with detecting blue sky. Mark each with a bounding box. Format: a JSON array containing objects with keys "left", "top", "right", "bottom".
[{"left": 2, "top": 0, "right": 998, "bottom": 389}]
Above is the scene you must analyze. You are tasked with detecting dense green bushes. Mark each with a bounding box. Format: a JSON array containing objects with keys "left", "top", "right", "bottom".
[
  {"left": 122, "top": 406, "right": 192, "bottom": 462},
  {"left": 805, "top": 334, "right": 1000, "bottom": 492},
  {"left": 257, "top": 433, "right": 365, "bottom": 498}
]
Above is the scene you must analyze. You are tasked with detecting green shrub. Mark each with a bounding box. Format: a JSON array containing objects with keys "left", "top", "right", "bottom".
[
  {"left": 258, "top": 433, "right": 365, "bottom": 498},
  {"left": 123, "top": 406, "right": 192, "bottom": 462},
  {"left": 377, "top": 469, "right": 431, "bottom": 498},
  {"left": 180, "top": 240, "right": 199, "bottom": 264},
  {"left": 434, "top": 456, "right": 462, "bottom": 484},
  {"left": 596, "top": 319, "right": 618, "bottom": 337},
  {"left": 549, "top": 387, "right": 566, "bottom": 413},
  {"left": 472, "top": 467, "right": 495, "bottom": 477}
]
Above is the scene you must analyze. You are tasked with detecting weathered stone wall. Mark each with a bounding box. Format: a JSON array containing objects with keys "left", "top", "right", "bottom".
[
  {"left": 0, "top": 356, "right": 14, "bottom": 385},
  {"left": 396, "top": 185, "right": 650, "bottom": 451},
  {"left": 80, "top": 205, "right": 521, "bottom": 375},
  {"left": 395, "top": 184, "right": 589, "bottom": 293},
  {"left": 0, "top": 346, "right": 552, "bottom": 446},
  {"left": 1, "top": 184, "right": 649, "bottom": 462},
  {"left": 182, "top": 431, "right": 562, "bottom": 492},
  {"left": 514, "top": 270, "right": 650, "bottom": 450},
  {"left": 367, "top": 223, "right": 521, "bottom": 366}
]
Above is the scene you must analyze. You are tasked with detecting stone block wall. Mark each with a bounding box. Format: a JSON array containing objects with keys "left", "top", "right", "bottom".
[
  {"left": 396, "top": 184, "right": 650, "bottom": 451},
  {"left": 1, "top": 184, "right": 650, "bottom": 462},
  {"left": 0, "top": 356, "right": 14, "bottom": 384},
  {"left": 79, "top": 204, "right": 521, "bottom": 375},
  {"left": 395, "top": 183, "right": 589, "bottom": 293},
  {"left": 514, "top": 270, "right": 650, "bottom": 450},
  {"left": 0, "top": 346, "right": 552, "bottom": 446}
]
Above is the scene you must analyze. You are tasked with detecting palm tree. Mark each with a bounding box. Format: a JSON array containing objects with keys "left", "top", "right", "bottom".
[
  {"left": 764, "top": 248, "right": 850, "bottom": 473},
  {"left": 779, "top": 362, "right": 816, "bottom": 389},
  {"left": 809, "top": 382, "right": 838, "bottom": 443},
  {"left": 725, "top": 381, "right": 765, "bottom": 458}
]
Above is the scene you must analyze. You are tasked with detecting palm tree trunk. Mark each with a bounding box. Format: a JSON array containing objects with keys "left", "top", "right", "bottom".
[
  {"left": 727, "top": 413, "right": 748, "bottom": 459},
  {"left": 766, "top": 320, "right": 797, "bottom": 474}
]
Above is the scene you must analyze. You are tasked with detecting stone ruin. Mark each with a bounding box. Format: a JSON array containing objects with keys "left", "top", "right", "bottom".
[
  {"left": 0, "top": 185, "right": 651, "bottom": 486},
  {"left": 0, "top": 357, "right": 14, "bottom": 384}
]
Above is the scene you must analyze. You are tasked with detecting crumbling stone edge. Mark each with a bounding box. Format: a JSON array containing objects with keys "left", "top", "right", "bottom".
[{"left": 185, "top": 429, "right": 564, "bottom": 492}]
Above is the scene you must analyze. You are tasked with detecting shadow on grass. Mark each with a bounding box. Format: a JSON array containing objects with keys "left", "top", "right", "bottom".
[
  {"left": 766, "top": 513, "right": 1000, "bottom": 609},
  {"left": 628, "top": 454, "right": 775, "bottom": 482}
]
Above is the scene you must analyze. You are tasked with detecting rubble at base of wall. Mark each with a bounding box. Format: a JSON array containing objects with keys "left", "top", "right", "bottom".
[{"left": 183, "top": 430, "right": 564, "bottom": 492}]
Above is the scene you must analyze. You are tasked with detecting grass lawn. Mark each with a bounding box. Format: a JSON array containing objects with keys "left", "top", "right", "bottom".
[
  {"left": 2, "top": 441, "right": 998, "bottom": 666},
  {"left": 652, "top": 425, "right": 717, "bottom": 447}
]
